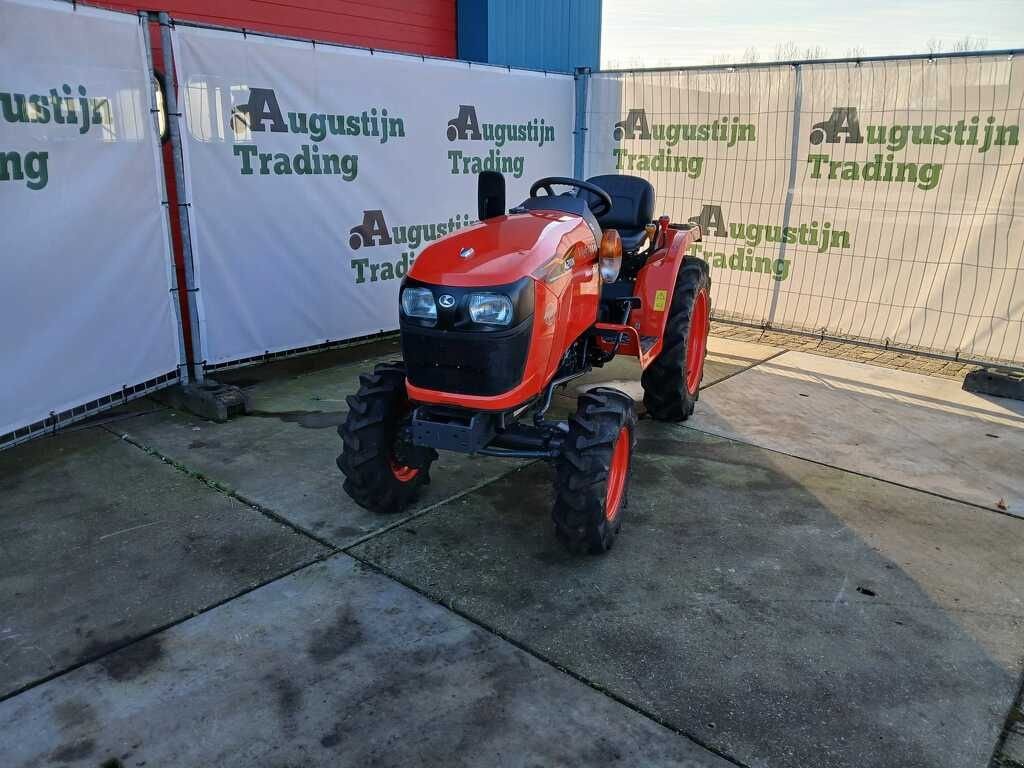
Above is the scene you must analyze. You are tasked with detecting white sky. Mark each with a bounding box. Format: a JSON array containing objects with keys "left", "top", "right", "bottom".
[{"left": 601, "top": 0, "right": 1024, "bottom": 68}]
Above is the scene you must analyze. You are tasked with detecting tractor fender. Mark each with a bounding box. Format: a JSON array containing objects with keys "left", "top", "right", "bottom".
[{"left": 633, "top": 226, "right": 703, "bottom": 342}]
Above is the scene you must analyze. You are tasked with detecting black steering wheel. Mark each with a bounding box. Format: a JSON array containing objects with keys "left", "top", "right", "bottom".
[{"left": 530, "top": 177, "right": 613, "bottom": 218}]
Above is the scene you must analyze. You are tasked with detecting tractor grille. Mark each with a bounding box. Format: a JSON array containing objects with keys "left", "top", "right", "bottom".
[{"left": 401, "top": 319, "right": 532, "bottom": 397}]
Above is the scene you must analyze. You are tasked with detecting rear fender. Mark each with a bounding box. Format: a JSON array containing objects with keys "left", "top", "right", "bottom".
[{"left": 634, "top": 226, "right": 702, "bottom": 344}]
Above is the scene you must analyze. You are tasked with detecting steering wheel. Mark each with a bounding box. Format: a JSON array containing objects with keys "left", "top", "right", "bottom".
[{"left": 530, "top": 177, "right": 613, "bottom": 218}]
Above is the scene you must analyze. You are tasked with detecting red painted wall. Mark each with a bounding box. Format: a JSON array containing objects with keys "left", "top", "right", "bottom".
[{"left": 94, "top": 0, "right": 456, "bottom": 57}]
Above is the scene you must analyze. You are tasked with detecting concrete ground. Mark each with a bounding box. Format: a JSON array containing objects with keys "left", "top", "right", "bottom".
[
  {"left": 1, "top": 334, "right": 1022, "bottom": 768},
  {"left": 708, "top": 321, "right": 984, "bottom": 381}
]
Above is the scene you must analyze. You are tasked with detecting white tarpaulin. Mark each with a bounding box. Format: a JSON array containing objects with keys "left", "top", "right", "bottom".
[
  {"left": 585, "top": 58, "right": 1024, "bottom": 365},
  {"left": 172, "top": 26, "right": 575, "bottom": 366},
  {"left": 1, "top": 0, "right": 181, "bottom": 441}
]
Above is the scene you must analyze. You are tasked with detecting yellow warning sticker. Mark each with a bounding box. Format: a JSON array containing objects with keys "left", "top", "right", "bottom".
[{"left": 653, "top": 289, "right": 668, "bottom": 311}]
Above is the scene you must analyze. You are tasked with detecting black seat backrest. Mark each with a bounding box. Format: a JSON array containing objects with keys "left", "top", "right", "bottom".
[
  {"left": 478, "top": 170, "right": 505, "bottom": 220},
  {"left": 584, "top": 174, "right": 655, "bottom": 231}
]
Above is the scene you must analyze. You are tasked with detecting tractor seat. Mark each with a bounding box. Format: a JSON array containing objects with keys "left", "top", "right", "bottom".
[{"left": 582, "top": 174, "right": 655, "bottom": 253}]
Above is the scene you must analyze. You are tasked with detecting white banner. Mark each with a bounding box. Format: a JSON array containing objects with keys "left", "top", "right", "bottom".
[
  {"left": 1, "top": 0, "right": 181, "bottom": 440},
  {"left": 585, "top": 67, "right": 798, "bottom": 340},
  {"left": 173, "top": 26, "right": 575, "bottom": 366},
  {"left": 586, "top": 58, "right": 1024, "bottom": 365}
]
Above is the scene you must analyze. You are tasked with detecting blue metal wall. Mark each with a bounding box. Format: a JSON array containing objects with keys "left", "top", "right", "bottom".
[{"left": 458, "top": 0, "right": 601, "bottom": 73}]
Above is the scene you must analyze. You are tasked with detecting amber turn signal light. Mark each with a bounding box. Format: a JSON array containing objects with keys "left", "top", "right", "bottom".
[{"left": 599, "top": 229, "right": 622, "bottom": 282}]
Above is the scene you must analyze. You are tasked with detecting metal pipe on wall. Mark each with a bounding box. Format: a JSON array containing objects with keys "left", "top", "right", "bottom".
[
  {"left": 157, "top": 11, "right": 204, "bottom": 383},
  {"left": 139, "top": 11, "right": 190, "bottom": 386}
]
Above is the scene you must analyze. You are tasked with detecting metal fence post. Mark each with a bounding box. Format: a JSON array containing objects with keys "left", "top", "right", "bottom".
[
  {"left": 140, "top": 11, "right": 189, "bottom": 386},
  {"left": 766, "top": 62, "right": 804, "bottom": 328},
  {"left": 573, "top": 66, "right": 591, "bottom": 179},
  {"left": 158, "top": 11, "right": 204, "bottom": 384}
]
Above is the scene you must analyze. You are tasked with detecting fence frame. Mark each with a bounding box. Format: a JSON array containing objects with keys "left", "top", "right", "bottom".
[
  {"left": 577, "top": 49, "right": 1024, "bottom": 372},
  {"left": 163, "top": 13, "right": 572, "bottom": 375},
  {"left": 156, "top": 11, "right": 207, "bottom": 385},
  {"left": 596, "top": 48, "right": 1023, "bottom": 75},
  {"left": 1, "top": 2, "right": 185, "bottom": 450},
  {"left": 141, "top": 10, "right": 191, "bottom": 387}
]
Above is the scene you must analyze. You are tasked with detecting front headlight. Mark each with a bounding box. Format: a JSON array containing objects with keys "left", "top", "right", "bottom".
[
  {"left": 467, "top": 292, "right": 513, "bottom": 326},
  {"left": 401, "top": 286, "right": 437, "bottom": 322}
]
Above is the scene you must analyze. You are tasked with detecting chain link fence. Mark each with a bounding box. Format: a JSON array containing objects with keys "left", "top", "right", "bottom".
[{"left": 582, "top": 52, "right": 1024, "bottom": 368}]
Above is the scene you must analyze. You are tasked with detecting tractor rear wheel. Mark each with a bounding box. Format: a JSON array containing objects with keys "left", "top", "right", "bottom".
[
  {"left": 337, "top": 361, "right": 436, "bottom": 514},
  {"left": 553, "top": 387, "right": 637, "bottom": 554},
  {"left": 641, "top": 258, "right": 711, "bottom": 421}
]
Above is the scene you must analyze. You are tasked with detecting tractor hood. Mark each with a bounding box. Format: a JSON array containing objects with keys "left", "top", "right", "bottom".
[{"left": 408, "top": 210, "right": 596, "bottom": 288}]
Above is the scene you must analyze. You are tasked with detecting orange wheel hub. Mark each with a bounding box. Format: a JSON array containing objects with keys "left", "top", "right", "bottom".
[
  {"left": 389, "top": 457, "right": 419, "bottom": 483},
  {"left": 686, "top": 289, "right": 710, "bottom": 395},
  {"left": 605, "top": 426, "right": 630, "bottom": 519}
]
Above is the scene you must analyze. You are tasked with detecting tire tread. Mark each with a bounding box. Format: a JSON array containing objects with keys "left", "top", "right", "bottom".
[
  {"left": 336, "top": 361, "right": 436, "bottom": 514},
  {"left": 641, "top": 258, "right": 711, "bottom": 421},
  {"left": 552, "top": 388, "right": 637, "bottom": 554}
]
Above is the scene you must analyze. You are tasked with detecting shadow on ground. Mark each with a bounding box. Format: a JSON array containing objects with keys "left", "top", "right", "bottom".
[
  {"left": 352, "top": 422, "right": 1024, "bottom": 768},
  {"left": 121, "top": 343, "right": 529, "bottom": 547},
  {"left": 2, "top": 336, "right": 1021, "bottom": 768}
]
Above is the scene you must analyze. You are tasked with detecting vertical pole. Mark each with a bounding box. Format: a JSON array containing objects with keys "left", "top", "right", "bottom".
[
  {"left": 573, "top": 66, "right": 591, "bottom": 179},
  {"left": 140, "top": 12, "right": 189, "bottom": 385},
  {"left": 158, "top": 12, "right": 204, "bottom": 383},
  {"left": 767, "top": 63, "right": 803, "bottom": 327}
]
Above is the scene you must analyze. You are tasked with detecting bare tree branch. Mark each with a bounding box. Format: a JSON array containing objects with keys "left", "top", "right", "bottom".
[
  {"left": 926, "top": 35, "right": 988, "bottom": 55},
  {"left": 771, "top": 41, "right": 829, "bottom": 62},
  {"left": 952, "top": 35, "right": 988, "bottom": 52},
  {"left": 774, "top": 41, "right": 801, "bottom": 61}
]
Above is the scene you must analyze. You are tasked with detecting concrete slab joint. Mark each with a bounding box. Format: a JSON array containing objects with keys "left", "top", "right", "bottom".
[
  {"left": 154, "top": 379, "right": 252, "bottom": 423},
  {"left": 3, "top": 333, "right": 1022, "bottom": 768}
]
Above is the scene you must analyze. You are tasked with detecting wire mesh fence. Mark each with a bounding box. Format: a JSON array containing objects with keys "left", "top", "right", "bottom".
[{"left": 583, "top": 52, "right": 1024, "bottom": 367}]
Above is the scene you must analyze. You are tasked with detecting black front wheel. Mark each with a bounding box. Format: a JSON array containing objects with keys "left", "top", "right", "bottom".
[
  {"left": 552, "top": 387, "right": 637, "bottom": 554},
  {"left": 336, "top": 361, "right": 436, "bottom": 514}
]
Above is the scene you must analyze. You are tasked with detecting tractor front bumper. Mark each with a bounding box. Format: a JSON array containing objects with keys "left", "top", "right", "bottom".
[
  {"left": 409, "top": 405, "right": 497, "bottom": 454},
  {"left": 407, "top": 404, "right": 565, "bottom": 459}
]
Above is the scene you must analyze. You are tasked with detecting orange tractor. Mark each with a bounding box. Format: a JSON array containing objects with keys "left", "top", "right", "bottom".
[{"left": 337, "top": 172, "right": 710, "bottom": 553}]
